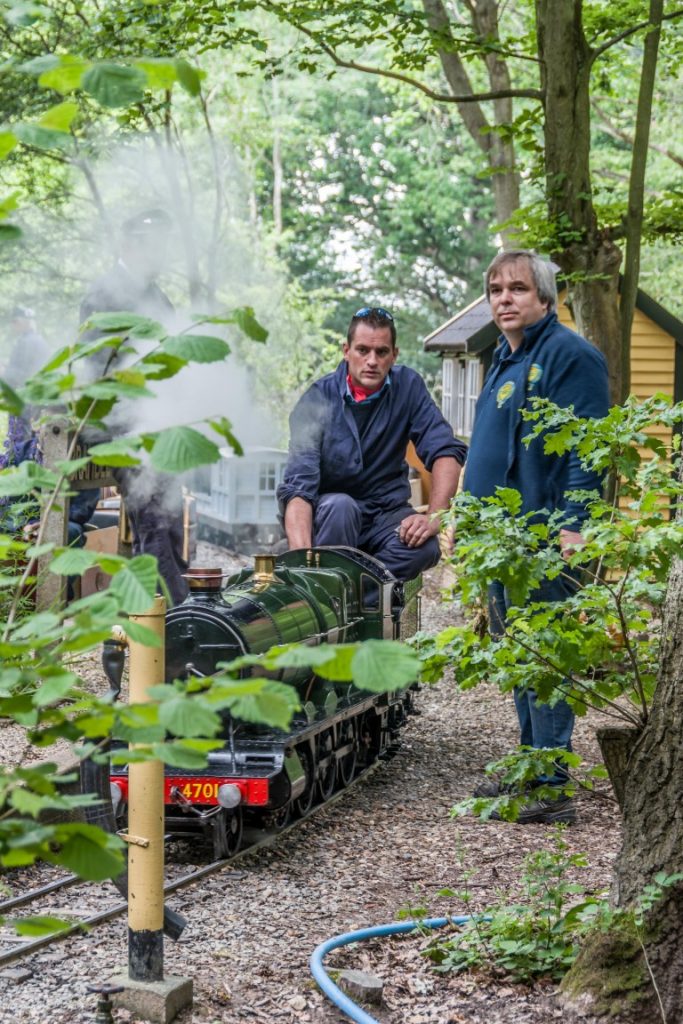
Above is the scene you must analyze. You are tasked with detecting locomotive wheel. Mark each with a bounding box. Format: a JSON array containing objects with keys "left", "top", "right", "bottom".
[
  {"left": 316, "top": 729, "right": 336, "bottom": 802},
  {"left": 337, "top": 719, "right": 357, "bottom": 789},
  {"left": 359, "top": 709, "right": 380, "bottom": 766},
  {"left": 293, "top": 746, "right": 315, "bottom": 818},
  {"left": 212, "top": 807, "right": 243, "bottom": 860},
  {"left": 262, "top": 801, "right": 291, "bottom": 833}
]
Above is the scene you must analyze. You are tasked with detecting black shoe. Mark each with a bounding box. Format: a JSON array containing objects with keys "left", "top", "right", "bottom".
[
  {"left": 490, "top": 795, "right": 576, "bottom": 825},
  {"left": 472, "top": 778, "right": 519, "bottom": 798},
  {"left": 473, "top": 777, "right": 505, "bottom": 798}
]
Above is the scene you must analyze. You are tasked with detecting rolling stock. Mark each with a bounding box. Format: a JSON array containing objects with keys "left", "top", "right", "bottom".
[{"left": 108, "top": 547, "right": 421, "bottom": 859}]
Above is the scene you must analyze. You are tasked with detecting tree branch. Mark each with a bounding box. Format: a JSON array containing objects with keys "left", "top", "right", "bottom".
[
  {"left": 619, "top": 0, "right": 664, "bottom": 404},
  {"left": 263, "top": 0, "right": 542, "bottom": 104},
  {"left": 590, "top": 7, "right": 683, "bottom": 64},
  {"left": 592, "top": 99, "right": 683, "bottom": 170}
]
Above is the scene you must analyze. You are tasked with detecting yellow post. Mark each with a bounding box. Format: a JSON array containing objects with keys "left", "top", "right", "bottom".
[{"left": 126, "top": 595, "right": 166, "bottom": 982}]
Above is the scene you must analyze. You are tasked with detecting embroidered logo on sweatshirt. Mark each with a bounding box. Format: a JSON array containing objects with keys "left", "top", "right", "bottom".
[
  {"left": 528, "top": 363, "right": 543, "bottom": 388},
  {"left": 496, "top": 381, "right": 515, "bottom": 408}
]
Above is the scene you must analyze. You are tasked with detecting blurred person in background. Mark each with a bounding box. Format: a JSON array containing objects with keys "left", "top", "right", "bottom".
[{"left": 79, "top": 209, "right": 188, "bottom": 605}]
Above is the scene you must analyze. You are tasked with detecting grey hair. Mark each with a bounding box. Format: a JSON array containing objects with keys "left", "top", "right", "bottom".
[{"left": 484, "top": 250, "right": 558, "bottom": 312}]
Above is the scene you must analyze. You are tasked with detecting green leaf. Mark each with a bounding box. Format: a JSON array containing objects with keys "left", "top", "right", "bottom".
[
  {"left": 310, "top": 646, "right": 356, "bottom": 682},
  {"left": 175, "top": 59, "right": 202, "bottom": 96},
  {"left": 139, "top": 352, "right": 187, "bottom": 380},
  {"left": 81, "top": 62, "right": 147, "bottom": 108},
  {"left": 135, "top": 58, "right": 178, "bottom": 91},
  {"left": 49, "top": 547, "right": 100, "bottom": 576},
  {"left": 108, "top": 555, "right": 159, "bottom": 614},
  {"left": 152, "top": 740, "right": 221, "bottom": 769},
  {"left": 118, "top": 619, "right": 162, "bottom": 648},
  {"left": 351, "top": 640, "right": 420, "bottom": 692},
  {"left": 0, "top": 377, "right": 24, "bottom": 414},
  {"left": 14, "top": 916, "right": 71, "bottom": 937},
  {"left": 0, "top": 131, "right": 18, "bottom": 159},
  {"left": 50, "top": 827, "right": 124, "bottom": 880},
  {"left": 209, "top": 417, "right": 243, "bottom": 456},
  {"left": 158, "top": 697, "right": 221, "bottom": 738},
  {"left": 13, "top": 124, "right": 72, "bottom": 152},
  {"left": 87, "top": 439, "right": 143, "bottom": 467},
  {"left": 3, "top": 3, "right": 43, "bottom": 28},
  {"left": 12, "top": 611, "right": 61, "bottom": 641},
  {"left": 162, "top": 334, "right": 230, "bottom": 363},
  {"left": 221, "top": 680, "right": 298, "bottom": 731},
  {"left": 38, "top": 56, "right": 90, "bottom": 94},
  {"left": 0, "top": 223, "right": 21, "bottom": 242},
  {"left": 149, "top": 427, "right": 220, "bottom": 473},
  {"left": 38, "top": 101, "right": 78, "bottom": 132},
  {"left": 232, "top": 306, "right": 268, "bottom": 343},
  {"left": 81, "top": 312, "right": 161, "bottom": 335},
  {"left": 0, "top": 460, "right": 58, "bottom": 496},
  {"left": 33, "top": 674, "right": 78, "bottom": 707}
]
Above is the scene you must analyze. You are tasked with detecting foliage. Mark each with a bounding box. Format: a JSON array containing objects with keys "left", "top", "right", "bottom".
[
  {"left": 425, "top": 829, "right": 593, "bottom": 982},
  {"left": 413, "top": 396, "right": 683, "bottom": 813},
  {"left": 423, "top": 831, "right": 683, "bottom": 986}
]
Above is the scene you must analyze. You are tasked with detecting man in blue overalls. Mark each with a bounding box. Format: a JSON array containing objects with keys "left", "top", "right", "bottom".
[
  {"left": 277, "top": 307, "right": 467, "bottom": 582},
  {"left": 465, "top": 250, "right": 610, "bottom": 824}
]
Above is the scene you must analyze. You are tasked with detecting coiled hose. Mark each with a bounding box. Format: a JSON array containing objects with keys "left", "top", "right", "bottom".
[{"left": 310, "top": 916, "right": 471, "bottom": 1024}]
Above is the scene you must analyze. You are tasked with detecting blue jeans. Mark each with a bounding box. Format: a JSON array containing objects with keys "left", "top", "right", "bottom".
[
  {"left": 313, "top": 493, "right": 440, "bottom": 582},
  {"left": 488, "top": 574, "right": 577, "bottom": 783}
]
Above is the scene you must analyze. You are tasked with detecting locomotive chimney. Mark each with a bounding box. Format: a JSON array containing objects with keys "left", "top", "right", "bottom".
[{"left": 184, "top": 567, "right": 224, "bottom": 593}]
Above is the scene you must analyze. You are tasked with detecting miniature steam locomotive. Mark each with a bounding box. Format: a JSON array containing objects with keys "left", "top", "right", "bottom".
[{"left": 108, "top": 547, "right": 421, "bottom": 858}]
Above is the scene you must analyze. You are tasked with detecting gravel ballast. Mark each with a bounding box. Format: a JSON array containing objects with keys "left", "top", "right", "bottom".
[{"left": 0, "top": 550, "right": 621, "bottom": 1024}]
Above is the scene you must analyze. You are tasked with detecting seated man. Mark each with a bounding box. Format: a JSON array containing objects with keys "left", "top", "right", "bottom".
[{"left": 277, "top": 306, "right": 467, "bottom": 581}]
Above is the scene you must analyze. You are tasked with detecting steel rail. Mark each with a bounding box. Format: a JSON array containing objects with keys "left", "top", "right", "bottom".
[{"left": 0, "top": 754, "right": 392, "bottom": 968}]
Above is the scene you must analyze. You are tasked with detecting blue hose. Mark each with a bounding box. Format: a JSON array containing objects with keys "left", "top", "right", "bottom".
[{"left": 310, "top": 916, "right": 471, "bottom": 1024}]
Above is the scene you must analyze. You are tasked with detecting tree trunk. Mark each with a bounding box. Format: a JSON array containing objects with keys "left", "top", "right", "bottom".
[
  {"left": 423, "top": 0, "right": 520, "bottom": 236},
  {"left": 535, "top": 0, "right": 624, "bottom": 405},
  {"left": 619, "top": 0, "right": 664, "bottom": 403},
  {"left": 562, "top": 555, "right": 683, "bottom": 1020},
  {"left": 560, "top": 237, "right": 623, "bottom": 406}
]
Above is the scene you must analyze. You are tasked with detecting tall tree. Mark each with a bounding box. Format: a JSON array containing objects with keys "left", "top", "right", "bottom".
[{"left": 206, "top": 0, "right": 683, "bottom": 402}]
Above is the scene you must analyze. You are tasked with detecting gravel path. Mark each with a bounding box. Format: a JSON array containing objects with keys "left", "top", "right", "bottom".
[{"left": 0, "top": 553, "right": 621, "bottom": 1024}]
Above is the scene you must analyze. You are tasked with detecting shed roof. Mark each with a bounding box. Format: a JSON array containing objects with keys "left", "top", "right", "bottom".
[{"left": 423, "top": 287, "right": 683, "bottom": 354}]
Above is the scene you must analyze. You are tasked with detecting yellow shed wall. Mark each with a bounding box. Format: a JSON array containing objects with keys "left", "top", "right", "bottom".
[{"left": 556, "top": 297, "right": 676, "bottom": 402}]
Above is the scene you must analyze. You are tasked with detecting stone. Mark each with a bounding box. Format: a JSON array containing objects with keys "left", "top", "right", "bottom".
[
  {"left": 0, "top": 968, "right": 32, "bottom": 982},
  {"left": 338, "top": 969, "right": 384, "bottom": 1005},
  {"left": 108, "top": 973, "right": 193, "bottom": 1024}
]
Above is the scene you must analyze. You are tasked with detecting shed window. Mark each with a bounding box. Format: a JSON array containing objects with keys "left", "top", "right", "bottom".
[{"left": 442, "top": 356, "right": 482, "bottom": 440}]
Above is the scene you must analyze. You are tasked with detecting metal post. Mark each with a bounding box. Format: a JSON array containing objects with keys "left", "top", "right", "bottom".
[
  {"left": 126, "top": 595, "right": 166, "bottom": 982},
  {"left": 37, "top": 419, "right": 69, "bottom": 611}
]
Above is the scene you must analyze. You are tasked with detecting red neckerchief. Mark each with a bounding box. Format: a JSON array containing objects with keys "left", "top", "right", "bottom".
[{"left": 346, "top": 374, "right": 383, "bottom": 403}]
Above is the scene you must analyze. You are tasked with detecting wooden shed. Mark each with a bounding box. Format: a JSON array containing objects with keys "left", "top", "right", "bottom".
[{"left": 423, "top": 287, "right": 683, "bottom": 441}]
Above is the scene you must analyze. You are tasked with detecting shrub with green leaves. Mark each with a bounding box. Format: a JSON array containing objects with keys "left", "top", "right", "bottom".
[
  {"left": 423, "top": 832, "right": 683, "bottom": 986},
  {"left": 415, "top": 395, "right": 683, "bottom": 807}
]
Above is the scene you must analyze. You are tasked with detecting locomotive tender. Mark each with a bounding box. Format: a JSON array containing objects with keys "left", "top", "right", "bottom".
[{"left": 109, "top": 547, "right": 421, "bottom": 858}]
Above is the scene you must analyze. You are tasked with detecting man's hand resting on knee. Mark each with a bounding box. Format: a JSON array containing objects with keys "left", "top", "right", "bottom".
[{"left": 398, "top": 512, "right": 440, "bottom": 548}]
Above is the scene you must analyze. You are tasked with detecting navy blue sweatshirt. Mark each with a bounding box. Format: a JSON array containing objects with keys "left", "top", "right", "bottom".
[
  {"left": 278, "top": 361, "right": 467, "bottom": 515},
  {"left": 464, "top": 312, "right": 609, "bottom": 528}
]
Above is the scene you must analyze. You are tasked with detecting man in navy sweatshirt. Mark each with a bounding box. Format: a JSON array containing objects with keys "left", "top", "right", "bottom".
[
  {"left": 465, "top": 250, "right": 609, "bottom": 825},
  {"left": 277, "top": 307, "right": 467, "bottom": 582}
]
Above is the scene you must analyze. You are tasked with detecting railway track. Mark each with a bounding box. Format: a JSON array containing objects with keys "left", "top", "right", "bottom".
[{"left": 0, "top": 753, "right": 392, "bottom": 969}]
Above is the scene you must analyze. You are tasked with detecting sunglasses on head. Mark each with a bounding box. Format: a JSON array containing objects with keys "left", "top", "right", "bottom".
[{"left": 353, "top": 306, "right": 394, "bottom": 321}]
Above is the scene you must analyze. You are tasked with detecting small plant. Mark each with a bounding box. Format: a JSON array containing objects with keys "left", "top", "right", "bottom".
[{"left": 424, "top": 828, "right": 602, "bottom": 982}]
